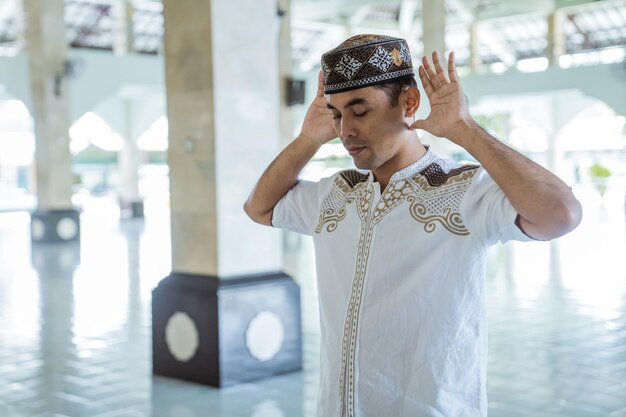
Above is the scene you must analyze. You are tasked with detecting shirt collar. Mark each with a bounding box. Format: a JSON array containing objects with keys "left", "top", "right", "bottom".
[
  {"left": 364, "top": 146, "right": 437, "bottom": 184},
  {"left": 386, "top": 146, "right": 437, "bottom": 183}
]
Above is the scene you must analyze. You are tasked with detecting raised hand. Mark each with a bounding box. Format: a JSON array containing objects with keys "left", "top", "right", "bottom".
[
  {"left": 411, "top": 51, "right": 474, "bottom": 145},
  {"left": 300, "top": 71, "right": 337, "bottom": 146}
]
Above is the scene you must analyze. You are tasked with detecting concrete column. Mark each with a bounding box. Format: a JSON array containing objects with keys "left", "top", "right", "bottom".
[
  {"left": 399, "top": 0, "right": 418, "bottom": 37},
  {"left": 469, "top": 22, "right": 482, "bottom": 73},
  {"left": 152, "top": 0, "right": 301, "bottom": 388},
  {"left": 546, "top": 93, "right": 583, "bottom": 286},
  {"left": 118, "top": 99, "right": 143, "bottom": 218},
  {"left": 24, "top": 0, "right": 80, "bottom": 243},
  {"left": 547, "top": 106, "right": 563, "bottom": 286},
  {"left": 112, "top": 0, "right": 135, "bottom": 55},
  {"left": 545, "top": 119, "right": 558, "bottom": 174},
  {"left": 14, "top": 0, "right": 26, "bottom": 47},
  {"left": 547, "top": 11, "right": 565, "bottom": 67},
  {"left": 278, "top": 0, "right": 294, "bottom": 149},
  {"left": 422, "top": 0, "right": 446, "bottom": 55},
  {"left": 548, "top": 92, "right": 589, "bottom": 174}
]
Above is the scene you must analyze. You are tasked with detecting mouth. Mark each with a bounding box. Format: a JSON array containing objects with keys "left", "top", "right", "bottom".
[{"left": 346, "top": 146, "right": 366, "bottom": 156}]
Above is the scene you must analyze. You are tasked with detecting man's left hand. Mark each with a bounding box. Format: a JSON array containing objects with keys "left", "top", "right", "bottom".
[{"left": 411, "top": 51, "right": 474, "bottom": 145}]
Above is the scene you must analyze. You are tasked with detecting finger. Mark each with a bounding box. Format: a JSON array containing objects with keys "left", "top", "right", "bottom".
[
  {"left": 410, "top": 119, "right": 427, "bottom": 131},
  {"left": 448, "top": 51, "right": 459, "bottom": 82},
  {"left": 422, "top": 55, "right": 440, "bottom": 88},
  {"left": 418, "top": 65, "right": 434, "bottom": 96},
  {"left": 316, "top": 70, "right": 325, "bottom": 97},
  {"left": 432, "top": 51, "right": 449, "bottom": 84}
]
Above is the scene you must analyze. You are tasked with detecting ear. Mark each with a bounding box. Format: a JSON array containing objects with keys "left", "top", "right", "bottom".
[{"left": 402, "top": 86, "right": 420, "bottom": 118}]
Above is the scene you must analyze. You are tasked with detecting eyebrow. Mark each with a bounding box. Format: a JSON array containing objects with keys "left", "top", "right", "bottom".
[{"left": 326, "top": 97, "right": 368, "bottom": 110}]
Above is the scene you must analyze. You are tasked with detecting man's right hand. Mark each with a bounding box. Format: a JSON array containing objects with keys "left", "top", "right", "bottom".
[
  {"left": 244, "top": 71, "right": 334, "bottom": 226},
  {"left": 300, "top": 71, "right": 337, "bottom": 146}
]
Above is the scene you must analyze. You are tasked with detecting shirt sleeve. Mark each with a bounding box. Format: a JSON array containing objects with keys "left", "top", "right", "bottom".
[
  {"left": 271, "top": 179, "right": 321, "bottom": 236},
  {"left": 461, "top": 167, "right": 536, "bottom": 245}
]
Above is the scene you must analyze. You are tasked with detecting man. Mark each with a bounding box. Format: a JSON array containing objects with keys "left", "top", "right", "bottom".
[{"left": 244, "top": 34, "right": 582, "bottom": 417}]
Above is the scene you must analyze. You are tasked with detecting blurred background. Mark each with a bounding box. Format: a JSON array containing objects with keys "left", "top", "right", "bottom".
[{"left": 0, "top": 0, "right": 625, "bottom": 416}]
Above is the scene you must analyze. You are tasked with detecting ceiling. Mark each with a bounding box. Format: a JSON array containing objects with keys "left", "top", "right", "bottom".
[
  {"left": 289, "top": 0, "right": 626, "bottom": 70},
  {"left": 0, "top": 0, "right": 624, "bottom": 70}
]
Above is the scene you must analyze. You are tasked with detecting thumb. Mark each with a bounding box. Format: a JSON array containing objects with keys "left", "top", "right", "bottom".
[
  {"left": 410, "top": 119, "right": 428, "bottom": 131},
  {"left": 316, "top": 70, "right": 325, "bottom": 98}
]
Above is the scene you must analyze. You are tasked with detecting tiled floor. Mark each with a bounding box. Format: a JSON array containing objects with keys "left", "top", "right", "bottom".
[{"left": 0, "top": 184, "right": 625, "bottom": 417}]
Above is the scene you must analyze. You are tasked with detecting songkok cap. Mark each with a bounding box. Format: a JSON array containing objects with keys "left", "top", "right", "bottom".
[{"left": 321, "top": 34, "right": 414, "bottom": 94}]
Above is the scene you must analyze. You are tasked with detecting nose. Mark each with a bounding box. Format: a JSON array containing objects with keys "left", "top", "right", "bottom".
[{"left": 339, "top": 117, "right": 357, "bottom": 139}]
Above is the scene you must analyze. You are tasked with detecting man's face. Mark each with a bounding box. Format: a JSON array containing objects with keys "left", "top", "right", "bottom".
[{"left": 325, "top": 87, "right": 408, "bottom": 172}]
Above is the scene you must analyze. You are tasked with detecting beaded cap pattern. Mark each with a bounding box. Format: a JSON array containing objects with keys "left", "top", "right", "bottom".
[{"left": 321, "top": 34, "right": 414, "bottom": 94}]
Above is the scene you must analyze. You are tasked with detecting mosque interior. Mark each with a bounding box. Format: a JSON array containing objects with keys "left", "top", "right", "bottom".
[{"left": 0, "top": 0, "right": 625, "bottom": 416}]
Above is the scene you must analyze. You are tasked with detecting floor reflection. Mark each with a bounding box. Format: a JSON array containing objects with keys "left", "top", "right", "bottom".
[{"left": 0, "top": 183, "right": 624, "bottom": 416}]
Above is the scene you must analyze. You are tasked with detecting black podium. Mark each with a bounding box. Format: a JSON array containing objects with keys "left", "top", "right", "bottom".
[{"left": 152, "top": 271, "right": 302, "bottom": 387}]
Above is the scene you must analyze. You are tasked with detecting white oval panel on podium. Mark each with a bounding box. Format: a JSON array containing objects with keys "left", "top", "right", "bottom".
[
  {"left": 165, "top": 311, "right": 199, "bottom": 362},
  {"left": 31, "top": 218, "right": 45, "bottom": 241},
  {"left": 57, "top": 217, "right": 78, "bottom": 240},
  {"left": 245, "top": 311, "right": 284, "bottom": 362}
]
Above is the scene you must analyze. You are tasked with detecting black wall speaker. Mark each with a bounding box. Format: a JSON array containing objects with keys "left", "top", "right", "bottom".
[{"left": 286, "top": 78, "right": 306, "bottom": 105}]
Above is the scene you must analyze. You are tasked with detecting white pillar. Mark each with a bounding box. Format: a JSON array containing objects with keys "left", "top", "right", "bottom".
[
  {"left": 278, "top": 0, "right": 294, "bottom": 149},
  {"left": 112, "top": 0, "right": 135, "bottom": 55},
  {"left": 118, "top": 99, "right": 143, "bottom": 216},
  {"left": 153, "top": 0, "right": 300, "bottom": 387},
  {"left": 24, "top": 0, "right": 81, "bottom": 243},
  {"left": 210, "top": 0, "right": 285, "bottom": 276},
  {"left": 422, "top": 0, "right": 446, "bottom": 55},
  {"left": 547, "top": 11, "right": 565, "bottom": 67},
  {"left": 164, "top": 0, "right": 283, "bottom": 277},
  {"left": 469, "top": 22, "right": 482, "bottom": 73},
  {"left": 24, "top": 0, "right": 73, "bottom": 210},
  {"left": 399, "top": 0, "right": 418, "bottom": 36},
  {"left": 14, "top": 0, "right": 26, "bottom": 47}
]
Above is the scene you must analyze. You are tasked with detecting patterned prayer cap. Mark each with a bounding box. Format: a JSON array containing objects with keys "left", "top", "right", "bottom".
[{"left": 321, "top": 34, "right": 414, "bottom": 94}]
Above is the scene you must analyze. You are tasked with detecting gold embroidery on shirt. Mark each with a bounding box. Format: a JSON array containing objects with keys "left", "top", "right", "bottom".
[
  {"left": 315, "top": 170, "right": 368, "bottom": 234},
  {"left": 339, "top": 180, "right": 374, "bottom": 417},
  {"left": 356, "top": 183, "right": 373, "bottom": 221},
  {"left": 406, "top": 197, "right": 470, "bottom": 235},
  {"left": 316, "top": 206, "right": 348, "bottom": 233},
  {"left": 372, "top": 180, "right": 413, "bottom": 225},
  {"left": 335, "top": 161, "right": 479, "bottom": 416},
  {"left": 406, "top": 163, "right": 480, "bottom": 235}
]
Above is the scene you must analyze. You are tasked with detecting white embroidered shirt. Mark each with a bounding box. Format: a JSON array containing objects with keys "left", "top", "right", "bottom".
[{"left": 272, "top": 149, "right": 533, "bottom": 417}]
